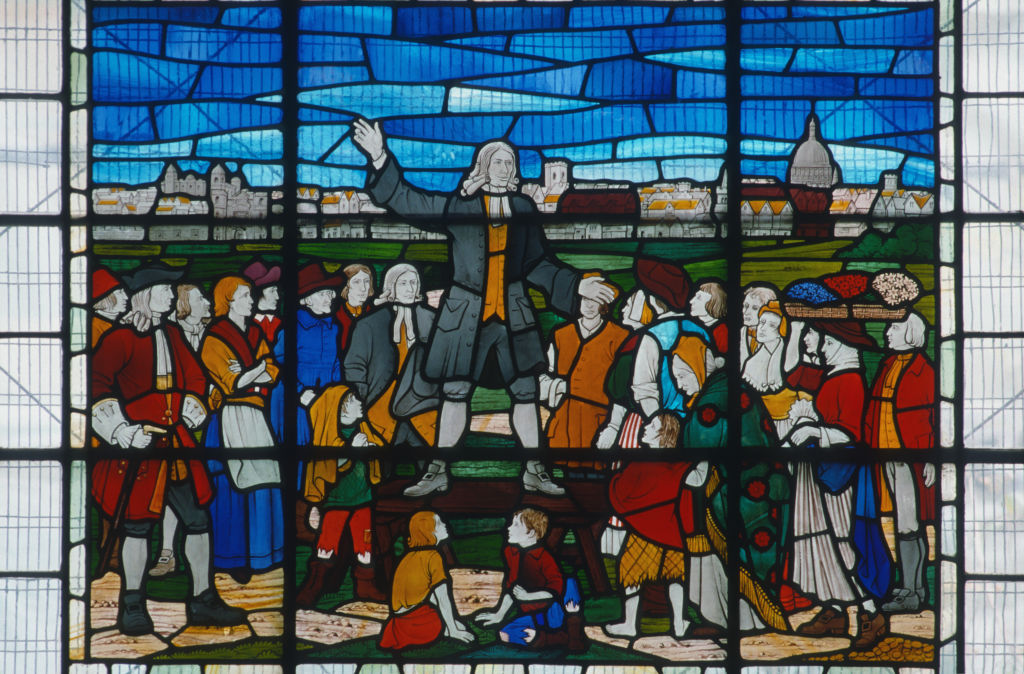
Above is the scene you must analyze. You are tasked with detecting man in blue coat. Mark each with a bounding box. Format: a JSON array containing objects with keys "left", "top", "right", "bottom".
[{"left": 353, "top": 119, "right": 615, "bottom": 496}]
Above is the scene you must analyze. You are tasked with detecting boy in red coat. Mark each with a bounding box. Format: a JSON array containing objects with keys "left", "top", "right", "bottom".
[{"left": 475, "top": 508, "right": 585, "bottom": 651}]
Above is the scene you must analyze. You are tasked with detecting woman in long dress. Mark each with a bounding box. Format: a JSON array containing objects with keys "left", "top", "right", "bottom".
[{"left": 201, "top": 276, "right": 284, "bottom": 582}]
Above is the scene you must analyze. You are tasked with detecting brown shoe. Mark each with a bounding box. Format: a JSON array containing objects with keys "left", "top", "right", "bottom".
[
  {"left": 352, "top": 564, "right": 388, "bottom": 603},
  {"left": 148, "top": 549, "right": 176, "bottom": 577},
  {"left": 853, "top": 611, "right": 887, "bottom": 649},
  {"left": 796, "top": 607, "right": 848, "bottom": 636}
]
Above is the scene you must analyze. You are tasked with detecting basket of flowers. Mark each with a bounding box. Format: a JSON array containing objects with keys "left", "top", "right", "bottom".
[{"left": 782, "top": 270, "right": 921, "bottom": 320}]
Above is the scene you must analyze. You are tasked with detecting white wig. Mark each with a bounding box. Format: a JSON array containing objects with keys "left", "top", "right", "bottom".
[
  {"left": 375, "top": 263, "right": 422, "bottom": 305},
  {"left": 900, "top": 312, "right": 928, "bottom": 349},
  {"left": 460, "top": 141, "right": 519, "bottom": 197}
]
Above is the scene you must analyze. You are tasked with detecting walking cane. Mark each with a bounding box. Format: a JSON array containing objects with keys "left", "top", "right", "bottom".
[{"left": 96, "top": 425, "right": 168, "bottom": 577}]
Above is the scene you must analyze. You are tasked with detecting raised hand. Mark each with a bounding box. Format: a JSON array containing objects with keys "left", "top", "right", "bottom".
[{"left": 352, "top": 118, "right": 385, "bottom": 163}]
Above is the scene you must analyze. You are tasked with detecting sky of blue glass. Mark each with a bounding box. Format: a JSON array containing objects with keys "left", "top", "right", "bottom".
[{"left": 90, "top": 4, "right": 935, "bottom": 191}]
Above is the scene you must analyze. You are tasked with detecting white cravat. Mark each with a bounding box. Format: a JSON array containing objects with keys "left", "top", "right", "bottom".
[
  {"left": 392, "top": 306, "right": 416, "bottom": 346},
  {"left": 153, "top": 328, "right": 172, "bottom": 376},
  {"left": 486, "top": 193, "right": 511, "bottom": 222}
]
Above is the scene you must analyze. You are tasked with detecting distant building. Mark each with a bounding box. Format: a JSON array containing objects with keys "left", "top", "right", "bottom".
[
  {"left": 740, "top": 179, "right": 793, "bottom": 236},
  {"left": 544, "top": 222, "right": 633, "bottom": 240},
  {"left": 788, "top": 115, "right": 840, "bottom": 189},
  {"left": 714, "top": 169, "right": 728, "bottom": 218},
  {"left": 297, "top": 186, "right": 319, "bottom": 214},
  {"left": 321, "top": 222, "right": 368, "bottom": 239},
  {"left": 830, "top": 187, "right": 879, "bottom": 215},
  {"left": 834, "top": 222, "right": 869, "bottom": 237},
  {"left": 521, "top": 161, "right": 569, "bottom": 213},
  {"left": 161, "top": 165, "right": 207, "bottom": 198},
  {"left": 872, "top": 172, "right": 934, "bottom": 217},
  {"left": 93, "top": 186, "right": 158, "bottom": 215},
  {"left": 155, "top": 195, "right": 209, "bottom": 216},
  {"left": 297, "top": 186, "right": 321, "bottom": 200},
  {"left": 210, "top": 164, "right": 268, "bottom": 219},
  {"left": 639, "top": 182, "right": 713, "bottom": 221},
  {"left": 370, "top": 222, "right": 444, "bottom": 240},
  {"left": 321, "top": 190, "right": 386, "bottom": 215}
]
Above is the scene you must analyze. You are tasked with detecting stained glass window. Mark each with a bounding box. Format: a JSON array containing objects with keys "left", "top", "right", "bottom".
[{"left": 1, "top": 1, "right": 1022, "bottom": 673}]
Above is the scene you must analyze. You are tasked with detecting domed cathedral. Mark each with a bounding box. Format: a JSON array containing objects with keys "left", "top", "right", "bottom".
[{"left": 787, "top": 113, "right": 841, "bottom": 237}]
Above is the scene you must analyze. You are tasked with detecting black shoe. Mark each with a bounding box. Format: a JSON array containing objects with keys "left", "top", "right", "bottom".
[
  {"left": 228, "top": 567, "right": 253, "bottom": 585},
  {"left": 118, "top": 590, "right": 154, "bottom": 636},
  {"left": 186, "top": 588, "right": 247, "bottom": 627}
]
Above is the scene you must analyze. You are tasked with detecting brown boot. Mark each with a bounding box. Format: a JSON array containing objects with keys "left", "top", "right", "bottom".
[
  {"left": 853, "top": 611, "right": 887, "bottom": 649},
  {"left": 796, "top": 607, "right": 849, "bottom": 636},
  {"left": 566, "top": 613, "right": 587, "bottom": 653},
  {"left": 352, "top": 564, "right": 387, "bottom": 603},
  {"left": 296, "top": 558, "right": 333, "bottom": 609}
]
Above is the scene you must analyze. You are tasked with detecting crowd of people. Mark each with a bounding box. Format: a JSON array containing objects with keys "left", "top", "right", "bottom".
[
  {"left": 89, "top": 126, "right": 936, "bottom": 652},
  {"left": 91, "top": 253, "right": 935, "bottom": 652}
]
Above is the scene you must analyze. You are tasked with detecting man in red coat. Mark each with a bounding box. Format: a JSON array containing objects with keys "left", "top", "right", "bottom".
[
  {"left": 92, "top": 265, "right": 245, "bottom": 636},
  {"left": 864, "top": 311, "right": 936, "bottom": 612}
]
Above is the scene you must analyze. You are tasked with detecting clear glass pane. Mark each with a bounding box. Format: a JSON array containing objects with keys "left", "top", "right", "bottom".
[
  {"left": 963, "top": 99, "right": 1024, "bottom": 213},
  {"left": 966, "top": 464, "right": 1024, "bottom": 574},
  {"left": 965, "top": 581, "right": 1024, "bottom": 672},
  {"left": 0, "top": 227, "right": 62, "bottom": 332},
  {"left": 964, "top": 223, "right": 1024, "bottom": 333},
  {"left": 0, "top": 100, "right": 62, "bottom": 215},
  {"left": 0, "top": 461, "right": 61, "bottom": 571},
  {"left": 0, "top": 577, "right": 61, "bottom": 673},
  {"left": 0, "top": 338, "right": 62, "bottom": 448},
  {"left": 0, "top": 0, "right": 62, "bottom": 94},
  {"left": 963, "top": 339, "right": 1024, "bottom": 448},
  {"left": 964, "top": 0, "right": 1024, "bottom": 92}
]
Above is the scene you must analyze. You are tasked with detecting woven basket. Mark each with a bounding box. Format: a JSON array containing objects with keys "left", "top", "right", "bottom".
[
  {"left": 851, "top": 304, "right": 907, "bottom": 320},
  {"left": 783, "top": 301, "right": 908, "bottom": 321},
  {"left": 782, "top": 302, "right": 849, "bottom": 319}
]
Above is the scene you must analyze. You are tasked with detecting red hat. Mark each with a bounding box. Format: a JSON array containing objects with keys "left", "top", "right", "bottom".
[
  {"left": 813, "top": 320, "right": 876, "bottom": 349},
  {"left": 242, "top": 261, "right": 281, "bottom": 287},
  {"left": 92, "top": 268, "right": 122, "bottom": 300},
  {"left": 636, "top": 259, "right": 691, "bottom": 312},
  {"left": 298, "top": 263, "right": 342, "bottom": 297}
]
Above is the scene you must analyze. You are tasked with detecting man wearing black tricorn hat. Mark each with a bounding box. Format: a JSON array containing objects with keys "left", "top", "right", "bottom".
[{"left": 92, "top": 263, "right": 246, "bottom": 635}]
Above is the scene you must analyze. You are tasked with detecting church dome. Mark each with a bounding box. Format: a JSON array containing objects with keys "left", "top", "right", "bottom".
[{"left": 789, "top": 115, "right": 838, "bottom": 189}]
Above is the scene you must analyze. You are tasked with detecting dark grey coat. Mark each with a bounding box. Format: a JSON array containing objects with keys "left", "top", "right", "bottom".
[
  {"left": 366, "top": 158, "right": 580, "bottom": 380},
  {"left": 343, "top": 304, "right": 438, "bottom": 418}
]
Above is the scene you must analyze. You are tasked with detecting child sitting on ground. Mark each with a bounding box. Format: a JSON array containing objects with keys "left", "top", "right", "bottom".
[
  {"left": 379, "top": 511, "right": 475, "bottom": 650},
  {"left": 475, "top": 508, "right": 585, "bottom": 652}
]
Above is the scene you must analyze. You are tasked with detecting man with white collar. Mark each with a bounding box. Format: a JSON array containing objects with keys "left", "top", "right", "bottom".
[
  {"left": 353, "top": 119, "right": 614, "bottom": 496},
  {"left": 92, "top": 264, "right": 245, "bottom": 635}
]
